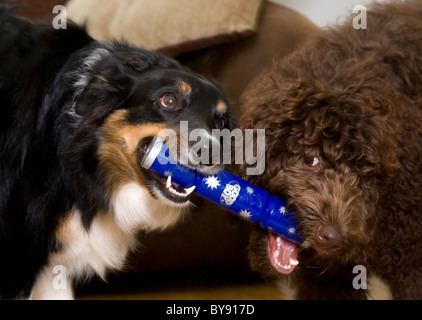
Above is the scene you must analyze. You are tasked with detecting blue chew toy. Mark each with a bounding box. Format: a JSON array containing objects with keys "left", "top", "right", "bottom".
[{"left": 141, "top": 136, "right": 304, "bottom": 245}]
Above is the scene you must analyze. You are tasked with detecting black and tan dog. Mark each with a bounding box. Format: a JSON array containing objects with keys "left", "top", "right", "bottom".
[{"left": 0, "top": 8, "right": 230, "bottom": 299}]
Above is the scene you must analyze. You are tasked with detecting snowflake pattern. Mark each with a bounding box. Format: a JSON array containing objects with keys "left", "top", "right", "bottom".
[
  {"left": 205, "top": 175, "right": 221, "bottom": 190},
  {"left": 246, "top": 187, "right": 254, "bottom": 195},
  {"left": 279, "top": 206, "right": 286, "bottom": 215},
  {"left": 164, "top": 170, "right": 172, "bottom": 177},
  {"left": 288, "top": 227, "right": 296, "bottom": 234},
  {"left": 239, "top": 209, "right": 252, "bottom": 220}
]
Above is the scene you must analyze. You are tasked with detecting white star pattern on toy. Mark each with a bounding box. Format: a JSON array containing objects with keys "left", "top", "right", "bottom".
[
  {"left": 288, "top": 227, "right": 296, "bottom": 234},
  {"left": 246, "top": 187, "right": 254, "bottom": 195},
  {"left": 164, "top": 170, "right": 172, "bottom": 177},
  {"left": 279, "top": 206, "right": 286, "bottom": 215},
  {"left": 205, "top": 176, "right": 221, "bottom": 190},
  {"left": 239, "top": 209, "right": 252, "bottom": 220}
]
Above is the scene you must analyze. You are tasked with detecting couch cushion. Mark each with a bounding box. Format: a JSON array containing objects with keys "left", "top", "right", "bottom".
[
  {"left": 66, "top": 0, "right": 263, "bottom": 56},
  {"left": 5, "top": 0, "right": 67, "bottom": 21}
]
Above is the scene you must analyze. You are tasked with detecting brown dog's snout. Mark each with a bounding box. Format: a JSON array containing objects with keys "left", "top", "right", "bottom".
[{"left": 315, "top": 224, "right": 344, "bottom": 251}]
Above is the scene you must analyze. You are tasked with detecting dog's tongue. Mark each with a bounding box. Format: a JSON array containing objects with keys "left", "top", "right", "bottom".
[{"left": 267, "top": 231, "right": 300, "bottom": 275}]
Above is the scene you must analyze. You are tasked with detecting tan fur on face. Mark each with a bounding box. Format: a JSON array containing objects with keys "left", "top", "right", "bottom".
[
  {"left": 178, "top": 81, "right": 192, "bottom": 95},
  {"left": 216, "top": 100, "right": 227, "bottom": 114},
  {"left": 99, "top": 109, "right": 166, "bottom": 190},
  {"left": 102, "top": 109, "right": 166, "bottom": 154}
]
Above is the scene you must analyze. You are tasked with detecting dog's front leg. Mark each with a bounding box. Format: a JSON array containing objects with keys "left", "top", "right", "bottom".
[{"left": 30, "top": 264, "right": 74, "bottom": 300}]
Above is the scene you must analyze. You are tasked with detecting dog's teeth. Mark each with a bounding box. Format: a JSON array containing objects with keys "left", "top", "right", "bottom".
[
  {"left": 290, "top": 258, "right": 299, "bottom": 266},
  {"left": 166, "top": 175, "right": 172, "bottom": 189},
  {"left": 273, "top": 249, "right": 280, "bottom": 259},
  {"left": 275, "top": 259, "right": 292, "bottom": 270},
  {"left": 184, "top": 186, "right": 196, "bottom": 195},
  {"left": 276, "top": 236, "right": 281, "bottom": 243}
]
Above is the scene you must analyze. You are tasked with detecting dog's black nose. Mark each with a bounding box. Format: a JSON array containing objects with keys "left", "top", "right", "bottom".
[{"left": 315, "top": 224, "right": 344, "bottom": 250}]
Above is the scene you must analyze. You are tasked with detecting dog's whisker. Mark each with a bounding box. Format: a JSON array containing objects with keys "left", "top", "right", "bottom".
[{"left": 318, "top": 267, "right": 328, "bottom": 276}]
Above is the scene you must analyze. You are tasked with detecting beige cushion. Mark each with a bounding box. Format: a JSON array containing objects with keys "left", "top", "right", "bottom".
[{"left": 66, "top": 0, "right": 263, "bottom": 55}]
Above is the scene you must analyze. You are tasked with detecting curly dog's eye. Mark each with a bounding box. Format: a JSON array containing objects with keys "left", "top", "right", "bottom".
[
  {"left": 311, "top": 157, "right": 321, "bottom": 171},
  {"left": 159, "top": 94, "right": 178, "bottom": 109},
  {"left": 216, "top": 117, "right": 225, "bottom": 129}
]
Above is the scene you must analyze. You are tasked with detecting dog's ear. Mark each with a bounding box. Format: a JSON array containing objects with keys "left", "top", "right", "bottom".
[
  {"left": 74, "top": 49, "right": 180, "bottom": 116},
  {"left": 74, "top": 55, "right": 135, "bottom": 116},
  {"left": 117, "top": 49, "right": 180, "bottom": 76}
]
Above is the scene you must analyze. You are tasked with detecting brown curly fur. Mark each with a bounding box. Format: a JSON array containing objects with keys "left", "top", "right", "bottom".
[{"left": 238, "top": 1, "right": 422, "bottom": 299}]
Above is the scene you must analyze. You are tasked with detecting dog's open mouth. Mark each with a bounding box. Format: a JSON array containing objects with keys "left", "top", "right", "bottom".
[
  {"left": 138, "top": 137, "right": 195, "bottom": 204},
  {"left": 267, "top": 231, "right": 300, "bottom": 275},
  {"left": 150, "top": 171, "right": 195, "bottom": 203}
]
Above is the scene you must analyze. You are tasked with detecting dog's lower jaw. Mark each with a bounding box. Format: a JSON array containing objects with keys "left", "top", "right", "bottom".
[{"left": 267, "top": 231, "right": 300, "bottom": 275}]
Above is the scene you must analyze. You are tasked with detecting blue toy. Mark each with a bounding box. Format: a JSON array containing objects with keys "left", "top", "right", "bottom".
[{"left": 141, "top": 136, "right": 304, "bottom": 245}]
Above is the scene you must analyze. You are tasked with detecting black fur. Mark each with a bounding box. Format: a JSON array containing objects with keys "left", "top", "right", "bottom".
[{"left": 0, "top": 12, "right": 230, "bottom": 299}]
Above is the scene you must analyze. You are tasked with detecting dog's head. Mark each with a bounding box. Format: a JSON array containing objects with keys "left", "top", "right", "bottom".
[
  {"left": 65, "top": 44, "right": 231, "bottom": 231},
  {"left": 239, "top": 45, "right": 403, "bottom": 279}
]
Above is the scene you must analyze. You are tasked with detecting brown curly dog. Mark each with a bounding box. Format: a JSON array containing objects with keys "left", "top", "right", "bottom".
[{"left": 238, "top": 1, "right": 422, "bottom": 299}]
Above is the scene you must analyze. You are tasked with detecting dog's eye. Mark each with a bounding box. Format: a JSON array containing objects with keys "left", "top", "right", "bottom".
[
  {"left": 311, "top": 157, "right": 321, "bottom": 170},
  {"left": 216, "top": 118, "right": 225, "bottom": 129},
  {"left": 160, "top": 94, "right": 178, "bottom": 109}
]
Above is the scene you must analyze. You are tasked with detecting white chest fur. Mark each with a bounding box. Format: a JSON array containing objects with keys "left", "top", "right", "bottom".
[{"left": 31, "top": 182, "right": 188, "bottom": 299}]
